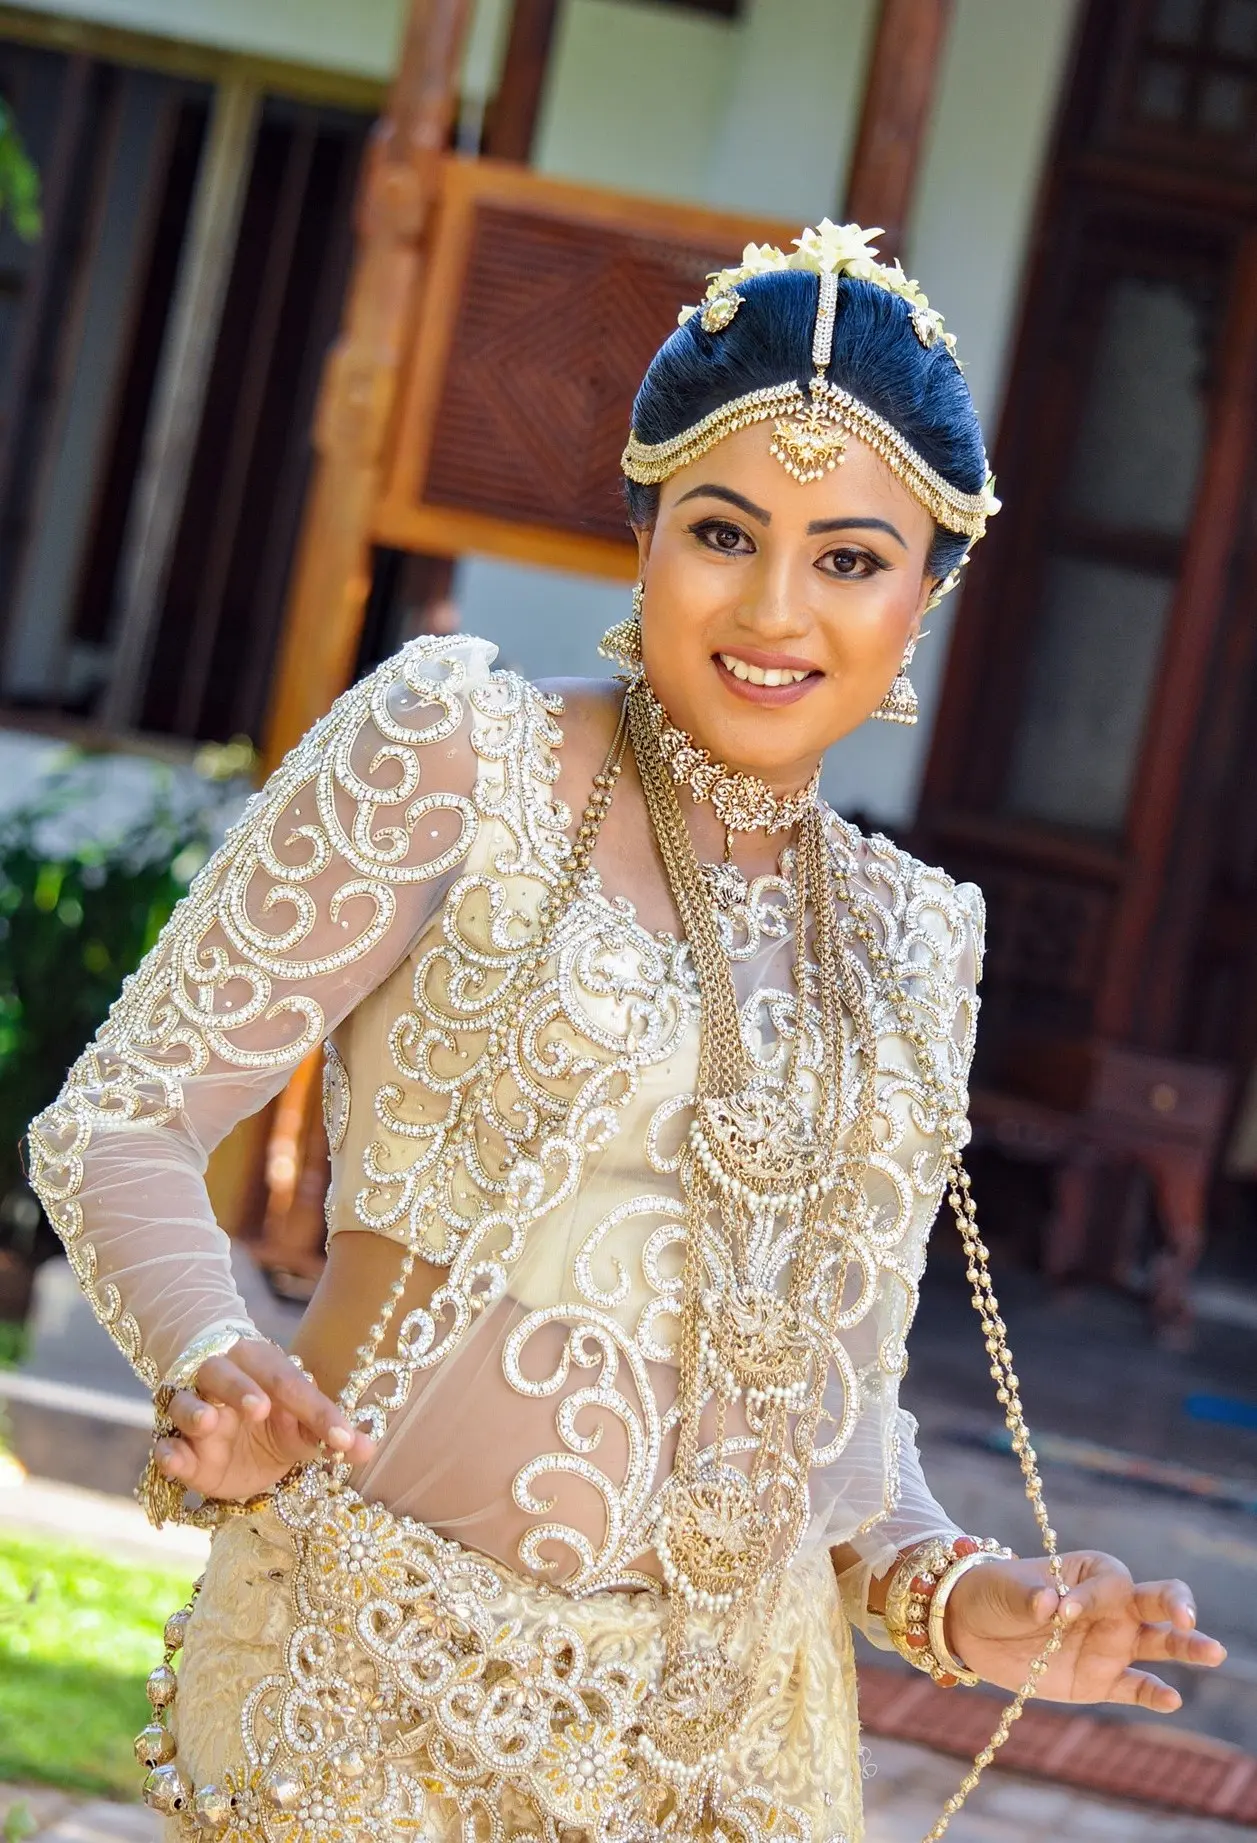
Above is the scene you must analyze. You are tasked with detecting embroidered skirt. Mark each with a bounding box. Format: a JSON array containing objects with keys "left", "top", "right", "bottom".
[{"left": 167, "top": 1495, "right": 864, "bottom": 1842}]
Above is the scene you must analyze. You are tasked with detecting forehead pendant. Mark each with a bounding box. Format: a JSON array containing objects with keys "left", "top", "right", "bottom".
[{"left": 769, "top": 271, "right": 846, "bottom": 484}]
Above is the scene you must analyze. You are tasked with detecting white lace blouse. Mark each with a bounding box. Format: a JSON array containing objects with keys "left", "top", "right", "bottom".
[{"left": 28, "top": 636, "right": 976, "bottom": 1604}]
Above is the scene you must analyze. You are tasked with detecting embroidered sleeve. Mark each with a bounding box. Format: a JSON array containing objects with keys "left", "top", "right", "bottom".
[
  {"left": 822, "top": 841, "right": 984, "bottom": 1628},
  {"left": 26, "top": 637, "right": 495, "bottom": 1387},
  {"left": 833, "top": 1410, "right": 964, "bottom": 1645}
]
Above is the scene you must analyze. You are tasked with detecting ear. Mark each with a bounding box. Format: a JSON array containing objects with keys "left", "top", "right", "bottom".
[
  {"left": 913, "top": 571, "right": 940, "bottom": 639},
  {"left": 633, "top": 522, "right": 654, "bottom": 575}
]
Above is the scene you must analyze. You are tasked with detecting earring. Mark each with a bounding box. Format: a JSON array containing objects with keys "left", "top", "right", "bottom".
[
  {"left": 873, "top": 636, "right": 921, "bottom": 726},
  {"left": 925, "top": 564, "right": 963, "bottom": 614},
  {"left": 600, "top": 581, "right": 644, "bottom": 678}
]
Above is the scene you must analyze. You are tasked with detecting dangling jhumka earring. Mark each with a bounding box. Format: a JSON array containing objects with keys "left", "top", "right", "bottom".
[
  {"left": 599, "top": 581, "right": 644, "bottom": 679},
  {"left": 874, "top": 632, "right": 922, "bottom": 726}
]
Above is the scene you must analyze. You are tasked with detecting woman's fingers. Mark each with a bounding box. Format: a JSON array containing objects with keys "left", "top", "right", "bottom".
[
  {"left": 1135, "top": 1623, "right": 1227, "bottom": 1668},
  {"left": 166, "top": 1388, "right": 222, "bottom": 1438},
  {"left": 154, "top": 1436, "right": 196, "bottom": 1480},
  {"left": 256, "top": 1358, "right": 360, "bottom": 1454},
  {"left": 1133, "top": 1579, "right": 1197, "bottom": 1630},
  {"left": 1107, "top": 1667, "right": 1182, "bottom": 1713},
  {"left": 196, "top": 1343, "right": 374, "bottom": 1462},
  {"left": 194, "top": 1352, "right": 273, "bottom": 1420}
]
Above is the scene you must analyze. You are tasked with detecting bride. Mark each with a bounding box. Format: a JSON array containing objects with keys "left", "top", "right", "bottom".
[{"left": 28, "top": 222, "right": 1223, "bottom": 1843}]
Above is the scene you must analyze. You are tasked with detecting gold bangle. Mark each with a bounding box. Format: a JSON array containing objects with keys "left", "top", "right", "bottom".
[
  {"left": 163, "top": 1322, "right": 268, "bottom": 1391},
  {"left": 929, "top": 1546, "right": 1013, "bottom": 1686}
]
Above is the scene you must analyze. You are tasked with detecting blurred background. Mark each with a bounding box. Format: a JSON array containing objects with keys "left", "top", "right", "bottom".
[{"left": 1, "top": 2, "right": 1257, "bottom": 1837}]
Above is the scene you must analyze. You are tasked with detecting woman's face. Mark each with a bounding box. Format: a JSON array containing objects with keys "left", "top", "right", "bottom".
[{"left": 634, "top": 421, "right": 938, "bottom": 793}]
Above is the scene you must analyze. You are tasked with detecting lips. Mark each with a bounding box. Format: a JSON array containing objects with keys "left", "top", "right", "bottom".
[{"left": 713, "top": 650, "right": 821, "bottom": 706}]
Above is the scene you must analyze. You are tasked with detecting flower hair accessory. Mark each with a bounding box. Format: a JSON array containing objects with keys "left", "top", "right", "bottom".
[{"left": 679, "top": 220, "right": 958, "bottom": 362}]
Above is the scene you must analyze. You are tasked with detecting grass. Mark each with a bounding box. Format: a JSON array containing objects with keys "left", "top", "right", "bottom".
[{"left": 0, "top": 1527, "right": 198, "bottom": 1797}]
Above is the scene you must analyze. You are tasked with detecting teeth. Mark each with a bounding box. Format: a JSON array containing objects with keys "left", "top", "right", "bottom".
[{"left": 718, "top": 655, "right": 811, "bottom": 687}]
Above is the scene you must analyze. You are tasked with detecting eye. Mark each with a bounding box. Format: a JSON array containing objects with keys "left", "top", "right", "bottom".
[
  {"left": 818, "top": 546, "right": 887, "bottom": 580},
  {"left": 688, "top": 518, "right": 755, "bottom": 555}
]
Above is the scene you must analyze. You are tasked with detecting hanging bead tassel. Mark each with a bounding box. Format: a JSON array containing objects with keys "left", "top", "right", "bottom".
[{"left": 873, "top": 669, "right": 920, "bottom": 725}]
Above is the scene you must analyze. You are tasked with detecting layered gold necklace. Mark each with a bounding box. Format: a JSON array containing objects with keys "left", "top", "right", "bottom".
[
  {"left": 622, "top": 683, "right": 1065, "bottom": 1835},
  {"left": 625, "top": 682, "right": 880, "bottom": 1812}
]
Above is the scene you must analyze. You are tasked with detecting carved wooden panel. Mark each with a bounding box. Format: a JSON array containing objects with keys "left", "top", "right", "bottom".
[
  {"left": 971, "top": 864, "right": 1114, "bottom": 999},
  {"left": 376, "top": 159, "right": 797, "bottom": 578}
]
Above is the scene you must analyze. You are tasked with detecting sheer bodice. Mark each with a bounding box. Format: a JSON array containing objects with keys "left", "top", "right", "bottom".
[{"left": 28, "top": 635, "right": 977, "bottom": 1603}]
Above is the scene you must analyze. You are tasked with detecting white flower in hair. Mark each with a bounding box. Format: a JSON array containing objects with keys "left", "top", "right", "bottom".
[{"left": 679, "top": 219, "right": 961, "bottom": 361}]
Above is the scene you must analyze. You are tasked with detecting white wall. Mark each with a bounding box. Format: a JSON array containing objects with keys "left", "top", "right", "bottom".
[
  {"left": 12, "top": 0, "right": 410, "bottom": 76},
  {"left": 535, "top": 0, "right": 739, "bottom": 203}
]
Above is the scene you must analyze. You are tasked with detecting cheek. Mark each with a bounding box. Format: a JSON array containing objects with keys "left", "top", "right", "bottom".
[{"left": 817, "top": 577, "right": 919, "bottom": 671}]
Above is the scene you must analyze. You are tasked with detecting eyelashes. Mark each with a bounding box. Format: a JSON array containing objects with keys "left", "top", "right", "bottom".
[
  {"left": 686, "top": 517, "right": 752, "bottom": 554},
  {"left": 685, "top": 518, "right": 890, "bottom": 578}
]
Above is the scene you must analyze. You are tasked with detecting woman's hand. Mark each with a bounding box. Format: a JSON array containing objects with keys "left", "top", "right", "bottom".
[
  {"left": 154, "top": 1339, "right": 375, "bottom": 1504},
  {"left": 946, "top": 1550, "right": 1226, "bottom": 1711}
]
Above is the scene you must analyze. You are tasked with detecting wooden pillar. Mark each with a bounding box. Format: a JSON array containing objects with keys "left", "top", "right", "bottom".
[
  {"left": 102, "top": 79, "right": 262, "bottom": 730},
  {"left": 843, "top": 0, "right": 954, "bottom": 261},
  {"left": 483, "top": 0, "right": 562, "bottom": 162},
  {"left": 240, "top": 0, "right": 472, "bottom": 1273},
  {"left": 260, "top": 0, "right": 476, "bottom": 775}
]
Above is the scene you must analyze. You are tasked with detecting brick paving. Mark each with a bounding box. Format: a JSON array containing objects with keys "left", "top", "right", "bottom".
[
  {"left": 862, "top": 1737, "right": 1254, "bottom": 1840},
  {"left": 858, "top": 1662, "right": 1257, "bottom": 1825}
]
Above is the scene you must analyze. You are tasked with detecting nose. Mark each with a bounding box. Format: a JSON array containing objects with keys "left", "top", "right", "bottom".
[{"left": 736, "top": 548, "right": 813, "bottom": 641}]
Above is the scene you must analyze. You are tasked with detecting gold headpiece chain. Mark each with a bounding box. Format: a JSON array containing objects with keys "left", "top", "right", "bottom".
[{"left": 621, "top": 221, "right": 1000, "bottom": 543}]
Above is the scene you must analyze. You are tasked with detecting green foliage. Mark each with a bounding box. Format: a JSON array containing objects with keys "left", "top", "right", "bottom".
[
  {"left": 0, "top": 101, "right": 41, "bottom": 243},
  {"left": 0, "top": 1527, "right": 195, "bottom": 1796},
  {"left": 3, "top": 1805, "right": 37, "bottom": 1843},
  {"left": 0, "top": 754, "right": 233, "bottom": 1224},
  {"left": 0, "top": 1319, "right": 27, "bottom": 1368}
]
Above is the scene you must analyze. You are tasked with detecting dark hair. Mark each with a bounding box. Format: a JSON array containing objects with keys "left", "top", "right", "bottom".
[{"left": 625, "top": 269, "right": 986, "bottom": 581}]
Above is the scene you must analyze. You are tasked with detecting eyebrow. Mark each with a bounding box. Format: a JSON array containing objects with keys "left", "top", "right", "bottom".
[
  {"left": 806, "top": 516, "right": 907, "bottom": 549},
  {"left": 674, "top": 484, "right": 772, "bottom": 524}
]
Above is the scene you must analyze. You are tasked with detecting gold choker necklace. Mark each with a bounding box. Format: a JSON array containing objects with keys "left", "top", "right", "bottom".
[{"left": 640, "top": 681, "right": 822, "bottom": 852}]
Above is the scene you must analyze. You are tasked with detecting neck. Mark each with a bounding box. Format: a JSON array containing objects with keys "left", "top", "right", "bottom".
[{"left": 636, "top": 679, "right": 823, "bottom": 843}]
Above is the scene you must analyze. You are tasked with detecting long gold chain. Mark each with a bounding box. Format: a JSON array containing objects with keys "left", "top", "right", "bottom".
[
  {"left": 831, "top": 868, "right": 1066, "bottom": 1840},
  {"left": 629, "top": 684, "right": 884, "bottom": 1798}
]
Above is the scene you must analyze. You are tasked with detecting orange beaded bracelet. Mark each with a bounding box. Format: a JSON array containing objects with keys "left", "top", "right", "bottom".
[{"left": 883, "top": 1535, "right": 1011, "bottom": 1688}]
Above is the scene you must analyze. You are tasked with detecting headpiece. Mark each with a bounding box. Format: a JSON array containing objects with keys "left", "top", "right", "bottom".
[{"left": 621, "top": 221, "right": 1000, "bottom": 544}]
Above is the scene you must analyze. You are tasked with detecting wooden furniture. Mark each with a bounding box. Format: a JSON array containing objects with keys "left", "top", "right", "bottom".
[
  {"left": 918, "top": 0, "right": 1257, "bottom": 1330},
  {"left": 970, "top": 1046, "right": 1230, "bottom": 1338}
]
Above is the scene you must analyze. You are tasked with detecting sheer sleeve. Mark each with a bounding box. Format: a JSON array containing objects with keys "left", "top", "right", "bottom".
[
  {"left": 832, "top": 875, "right": 985, "bottom": 1643},
  {"left": 26, "top": 636, "right": 498, "bottom": 1389}
]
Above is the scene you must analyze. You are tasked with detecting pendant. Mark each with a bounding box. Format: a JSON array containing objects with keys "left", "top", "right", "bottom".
[
  {"left": 770, "top": 404, "right": 848, "bottom": 483},
  {"left": 654, "top": 1470, "right": 773, "bottom": 1612},
  {"left": 637, "top": 1648, "right": 748, "bottom": 1790},
  {"left": 699, "top": 1285, "right": 813, "bottom": 1409},
  {"left": 691, "top": 1082, "right": 829, "bottom": 1204}
]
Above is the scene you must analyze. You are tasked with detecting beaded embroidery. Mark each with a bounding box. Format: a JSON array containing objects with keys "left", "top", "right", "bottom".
[{"left": 29, "top": 642, "right": 982, "bottom": 1839}]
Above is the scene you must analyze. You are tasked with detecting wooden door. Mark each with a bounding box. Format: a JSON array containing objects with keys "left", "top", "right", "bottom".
[{"left": 917, "top": 0, "right": 1257, "bottom": 1297}]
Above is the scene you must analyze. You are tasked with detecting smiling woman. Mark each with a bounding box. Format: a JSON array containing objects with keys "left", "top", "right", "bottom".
[{"left": 25, "top": 224, "right": 1223, "bottom": 1843}]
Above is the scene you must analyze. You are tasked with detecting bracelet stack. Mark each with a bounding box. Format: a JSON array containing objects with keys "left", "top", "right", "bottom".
[
  {"left": 884, "top": 1535, "right": 1011, "bottom": 1688},
  {"left": 137, "top": 1323, "right": 271, "bottom": 1530}
]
